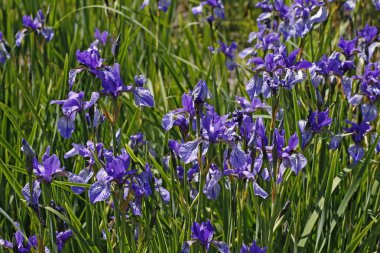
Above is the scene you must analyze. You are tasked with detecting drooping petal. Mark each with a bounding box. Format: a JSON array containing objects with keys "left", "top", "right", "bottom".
[
  {"left": 181, "top": 240, "right": 196, "bottom": 253},
  {"left": 348, "top": 94, "right": 363, "bottom": 105},
  {"left": 246, "top": 74, "right": 263, "bottom": 99},
  {"left": 192, "top": 4, "right": 203, "bottom": 15},
  {"left": 57, "top": 116, "right": 75, "bottom": 139},
  {"left": 83, "top": 92, "right": 99, "bottom": 110},
  {"left": 89, "top": 180, "right": 111, "bottom": 203},
  {"left": 361, "top": 103, "right": 378, "bottom": 122},
  {"left": 15, "top": 29, "right": 28, "bottom": 47},
  {"left": 289, "top": 153, "right": 307, "bottom": 175},
  {"left": 310, "top": 6, "right": 328, "bottom": 23},
  {"left": 133, "top": 87, "right": 154, "bottom": 107},
  {"left": 212, "top": 240, "right": 230, "bottom": 253},
  {"left": 239, "top": 47, "right": 254, "bottom": 59},
  {"left": 342, "top": 76, "right": 352, "bottom": 98},
  {"left": 179, "top": 139, "right": 201, "bottom": 164},
  {"left": 253, "top": 182, "right": 268, "bottom": 199},
  {"left": 229, "top": 145, "right": 247, "bottom": 169},
  {"left": 68, "top": 169, "right": 94, "bottom": 194},
  {"left": 41, "top": 27, "right": 54, "bottom": 42},
  {"left": 162, "top": 112, "right": 174, "bottom": 131},
  {"left": 348, "top": 145, "right": 364, "bottom": 162},
  {"left": 329, "top": 135, "right": 342, "bottom": 150},
  {"left": 22, "top": 181, "right": 41, "bottom": 205}
]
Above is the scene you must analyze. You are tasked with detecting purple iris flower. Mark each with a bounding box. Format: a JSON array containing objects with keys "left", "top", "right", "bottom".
[
  {"left": 275, "top": 0, "right": 290, "bottom": 18},
  {"left": 155, "top": 178, "right": 170, "bottom": 204},
  {"left": 277, "top": 45, "right": 313, "bottom": 70},
  {"left": 51, "top": 91, "right": 99, "bottom": 138},
  {"left": 292, "top": 0, "right": 328, "bottom": 38},
  {"left": 15, "top": 9, "right": 54, "bottom": 47},
  {"left": 201, "top": 105, "right": 230, "bottom": 143},
  {"left": 93, "top": 63, "right": 129, "bottom": 96},
  {"left": 0, "top": 224, "right": 37, "bottom": 252},
  {"left": 203, "top": 164, "right": 223, "bottom": 200},
  {"left": 68, "top": 168, "right": 94, "bottom": 194},
  {"left": 343, "top": 0, "right": 357, "bottom": 11},
  {"left": 337, "top": 37, "right": 359, "bottom": 59},
  {"left": 56, "top": 230, "right": 73, "bottom": 252},
  {"left": 134, "top": 75, "right": 146, "bottom": 87},
  {"left": 51, "top": 91, "right": 99, "bottom": 121},
  {"left": 372, "top": 0, "right": 380, "bottom": 9},
  {"left": 343, "top": 120, "right": 371, "bottom": 143},
  {"left": 218, "top": 41, "right": 238, "bottom": 70},
  {"left": 88, "top": 149, "right": 134, "bottom": 203},
  {"left": 0, "top": 32, "right": 10, "bottom": 64},
  {"left": 275, "top": 132, "right": 307, "bottom": 183},
  {"left": 361, "top": 103, "right": 378, "bottom": 122},
  {"left": 22, "top": 181, "right": 41, "bottom": 205},
  {"left": 348, "top": 144, "right": 365, "bottom": 162},
  {"left": 356, "top": 63, "right": 380, "bottom": 102},
  {"left": 255, "top": 32, "right": 280, "bottom": 52},
  {"left": 298, "top": 109, "right": 332, "bottom": 148},
  {"left": 235, "top": 96, "right": 270, "bottom": 114},
  {"left": 33, "top": 146, "right": 65, "bottom": 183},
  {"left": 93, "top": 63, "right": 154, "bottom": 106},
  {"left": 256, "top": 0, "right": 273, "bottom": 12},
  {"left": 357, "top": 24, "right": 378, "bottom": 44},
  {"left": 240, "top": 240, "right": 267, "bottom": 253},
  {"left": 181, "top": 220, "right": 229, "bottom": 253},
  {"left": 68, "top": 47, "right": 104, "bottom": 89},
  {"left": 162, "top": 93, "right": 194, "bottom": 133},
  {"left": 93, "top": 28, "right": 109, "bottom": 46},
  {"left": 76, "top": 47, "right": 104, "bottom": 70},
  {"left": 64, "top": 141, "right": 103, "bottom": 165},
  {"left": 193, "top": 80, "right": 211, "bottom": 105},
  {"left": 310, "top": 53, "right": 355, "bottom": 88}
]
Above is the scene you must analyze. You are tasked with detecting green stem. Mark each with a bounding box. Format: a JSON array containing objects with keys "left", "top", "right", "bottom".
[
  {"left": 112, "top": 191, "right": 125, "bottom": 253},
  {"left": 111, "top": 98, "right": 119, "bottom": 156},
  {"left": 195, "top": 111, "right": 204, "bottom": 221},
  {"left": 44, "top": 183, "right": 57, "bottom": 253}
]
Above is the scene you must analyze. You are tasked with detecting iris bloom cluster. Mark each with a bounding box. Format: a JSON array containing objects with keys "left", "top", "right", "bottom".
[{"left": 163, "top": 79, "right": 308, "bottom": 201}]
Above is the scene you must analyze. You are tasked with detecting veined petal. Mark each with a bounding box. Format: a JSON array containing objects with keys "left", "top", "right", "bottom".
[
  {"left": 89, "top": 180, "right": 111, "bottom": 203},
  {"left": 133, "top": 87, "right": 154, "bottom": 107},
  {"left": 179, "top": 139, "right": 201, "bottom": 164},
  {"left": 58, "top": 116, "right": 75, "bottom": 139}
]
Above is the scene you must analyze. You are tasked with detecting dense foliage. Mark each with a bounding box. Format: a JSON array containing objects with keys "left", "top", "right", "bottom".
[{"left": 0, "top": 0, "right": 379, "bottom": 252}]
